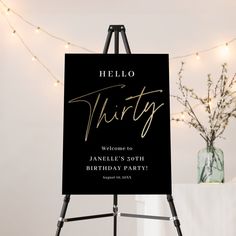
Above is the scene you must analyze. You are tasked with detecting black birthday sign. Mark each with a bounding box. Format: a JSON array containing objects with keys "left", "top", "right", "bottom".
[{"left": 62, "top": 54, "right": 172, "bottom": 194}]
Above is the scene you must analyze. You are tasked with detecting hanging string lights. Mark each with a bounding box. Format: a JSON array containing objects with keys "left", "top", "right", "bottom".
[
  {"left": 1, "top": 0, "right": 236, "bottom": 119},
  {"left": 0, "top": 8, "right": 63, "bottom": 85},
  {"left": 0, "top": 0, "right": 94, "bottom": 86},
  {"left": 0, "top": 0, "right": 94, "bottom": 52},
  {"left": 1, "top": 0, "right": 236, "bottom": 80}
]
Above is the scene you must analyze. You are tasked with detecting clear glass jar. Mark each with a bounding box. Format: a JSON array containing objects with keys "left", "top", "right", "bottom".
[{"left": 197, "top": 145, "right": 224, "bottom": 183}]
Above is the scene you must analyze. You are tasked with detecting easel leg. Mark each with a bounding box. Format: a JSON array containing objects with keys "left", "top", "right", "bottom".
[
  {"left": 55, "top": 195, "right": 71, "bottom": 236},
  {"left": 114, "top": 30, "right": 119, "bottom": 54},
  {"left": 120, "top": 29, "right": 131, "bottom": 54},
  {"left": 103, "top": 27, "right": 113, "bottom": 54},
  {"left": 113, "top": 195, "right": 118, "bottom": 236},
  {"left": 167, "top": 195, "right": 182, "bottom": 236}
]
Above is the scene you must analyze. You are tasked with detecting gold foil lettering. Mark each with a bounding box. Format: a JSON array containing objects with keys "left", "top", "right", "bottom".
[{"left": 69, "top": 84, "right": 164, "bottom": 141}]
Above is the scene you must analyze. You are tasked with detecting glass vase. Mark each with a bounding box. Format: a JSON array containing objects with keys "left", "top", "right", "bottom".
[{"left": 197, "top": 145, "right": 224, "bottom": 183}]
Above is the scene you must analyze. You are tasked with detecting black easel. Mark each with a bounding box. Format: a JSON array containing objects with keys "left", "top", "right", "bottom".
[{"left": 55, "top": 25, "right": 182, "bottom": 236}]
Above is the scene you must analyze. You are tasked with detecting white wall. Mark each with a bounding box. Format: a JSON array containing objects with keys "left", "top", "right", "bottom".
[{"left": 1, "top": 0, "right": 236, "bottom": 235}]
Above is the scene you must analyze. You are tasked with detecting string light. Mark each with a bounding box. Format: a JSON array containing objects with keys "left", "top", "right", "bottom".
[
  {"left": 1, "top": 0, "right": 236, "bottom": 60},
  {"left": 54, "top": 80, "right": 60, "bottom": 87},
  {"left": 0, "top": 0, "right": 94, "bottom": 53},
  {"left": 6, "top": 7, "right": 10, "bottom": 15},
  {"left": 225, "top": 42, "right": 229, "bottom": 51},
  {"left": 195, "top": 52, "right": 200, "bottom": 60},
  {"left": 170, "top": 100, "right": 203, "bottom": 120},
  {"left": 0, "top": 8, "right": 63, "bottom": 87},
  {"left": 31, "top": 56, "right": 37, "bottom": 61},
  {"left": 35, "top": 26, "right": 40, "bottom": 33},
  {"left": 1, "top": 0, "right": 236, "bottom": 94},
  {"left": 65, "top": 42, "right": 70, "bottom": 49},
  {"left": 171, "top": 39, "right": 236, "bottom": 61},
  {"left": 220, "top": 42, "right": 230, "bottom": 57},
  {"left": 208, "top": 101, "right": 212, "bottom": 108},
  {"left": 223, "top": 42, "right": 229, "bottom": 53},
  {"left": 181, "top": 112, "right": 185, "bottom": 119}
]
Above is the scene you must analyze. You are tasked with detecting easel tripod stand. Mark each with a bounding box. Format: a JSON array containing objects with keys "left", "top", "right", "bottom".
[{"left": 55, "top": 25, "right": 182, "bottom": 236}]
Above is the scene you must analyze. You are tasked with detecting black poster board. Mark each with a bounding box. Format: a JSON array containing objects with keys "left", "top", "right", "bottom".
[{"left": 62, "top": 54, "right": 171, "bottom": 194}]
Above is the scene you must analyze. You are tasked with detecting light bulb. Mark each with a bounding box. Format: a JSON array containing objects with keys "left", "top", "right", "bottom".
[
  {"left": 65, "top": 42, "right": 70, "bottom": 49},
  {"left": 54, "top": 80, "right": 60, "bottom": 87},
  {"left": 208, "top": 98, "right": 213, "bottom": 108},
  {"left": 196, "top": 52, "right": 200, "bottom": 60},
  {"left": 220, "top": 42, "right": 230, "bottom": 58},
  {"left": 6, "top": 8, "right": 10, "bottom": 15},
  {"left": 223, "top": 43, "right": 229, "bottom": 54},
  {"left": 225, "top": 43, "right": 229, "bottom": 51},
  {"left": 32, "top": 56, "right": 37, "bottom": 61},
  {"left": 35, "top": 27, "right": 40, "bottom": 33}
]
